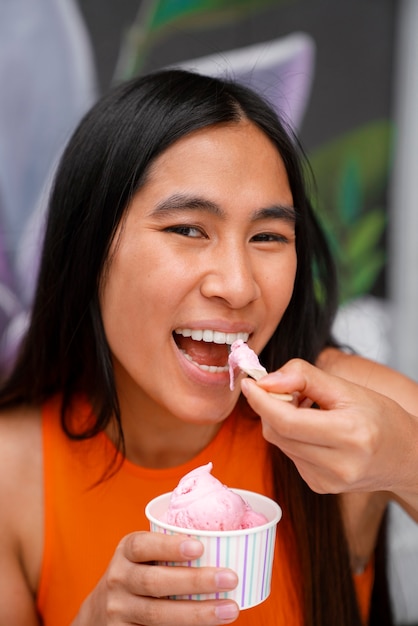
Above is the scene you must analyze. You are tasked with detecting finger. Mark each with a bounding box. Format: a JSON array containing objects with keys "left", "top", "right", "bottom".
[
  {"left": 241, "top": 379, "right": 332, "bottom": 445},
  {"left": 127, "top": 596, "right": 240, "bottom": 626},
  {"left": 123, "top": 563, "right": 238, "bottom": 598},
  {"left": 121, "top": 531, "right": 204, "bottom": 564},
  {"left": 255, "top": 358, "right": 360, "bottom": 410},
  {"left": 243, "top": 378, "right": 376, "bottom": 449}
]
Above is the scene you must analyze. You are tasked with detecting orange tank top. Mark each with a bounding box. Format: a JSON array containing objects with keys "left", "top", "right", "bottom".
[{"left": 36, "top": 395, "right": 373, "bottom": 625}]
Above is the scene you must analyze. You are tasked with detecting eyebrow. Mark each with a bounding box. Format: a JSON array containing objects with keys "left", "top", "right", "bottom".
[
  {"left": 150, "top": 193, "right": 296, "bottom": 223},
  {"left": 151, "top": 194, "right": 224, "bottom": 218},
  {"left": 251, "top": 205, "right": 296, "bottom": 223}
]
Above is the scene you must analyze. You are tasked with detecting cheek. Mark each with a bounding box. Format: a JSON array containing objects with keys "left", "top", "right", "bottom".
[
  {"left": 99, "top": 244, "right": 186, "bottom": 348},
  {"left": 99, "top": 250, "right": 147, "bottom": 349},
  {"left": 268, "top": 252, "right": 297, "bottom": 296},
  {"left": 263, "top": 252, "right": 297, "bottom": 322},
  {"left": 284, "top": 254, "right": 298, "bottom": 300}
]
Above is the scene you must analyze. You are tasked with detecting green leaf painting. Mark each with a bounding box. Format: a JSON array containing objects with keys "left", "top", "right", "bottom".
[
  {"left": 309, "top": 120, "right": 392, "bottom": 303},
  {"left": 115, "top": 0, "right": 292, "bottom": 79},
  {"left": 115, "top": 1, "right": 392, "bottom": 305}
]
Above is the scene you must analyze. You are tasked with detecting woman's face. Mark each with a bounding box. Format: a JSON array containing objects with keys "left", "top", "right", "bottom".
[{"left": 100, "top": 121, "right": 297, "bottom": 425}]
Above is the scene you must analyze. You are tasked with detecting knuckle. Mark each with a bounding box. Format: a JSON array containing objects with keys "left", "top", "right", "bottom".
[
  {"left": 189, "top": 599, "right": 215, "bottom": 622},
  {"left": 337, "top": 465, "right": 356, "bottom": 487},
  {"left": 138, "top": 597, "right": 173, "bottom": 625},
  {"left": 127, "top": 530, "right": 149, "bottom": 559},
  {"left": 190, "top": 566, "right": 215, "bottom": 592},
  {"left": 139, "top": 565, "right": 161, "bottom": 596},
  {"left": 359, "top": 423, "right": 379, "bottom": 456},
  {"left": 287, "top": 358, "right": 306, "bottom": 374},
  {"left": 299, "top": 469, "right": 330, "bottom": 494},
  {"left": 310, "top": 482, "right": 328, "bottom": 494},
  {"left": 105, "top": 563, "right": 123, "bottom": 592},
  {"left": 337, "top": 459, "right": 363, "bottom": 488},
  {"left": 104, "top": 597, "right": 121, "bottom": 621},
  {"left": 345, "top": 418, "right": 380, "bottom": 461}
]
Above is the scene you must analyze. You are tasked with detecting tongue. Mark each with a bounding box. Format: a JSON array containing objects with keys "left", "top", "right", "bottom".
[{"left": 175, "top": 336, "right": 229, "bottom": 367}]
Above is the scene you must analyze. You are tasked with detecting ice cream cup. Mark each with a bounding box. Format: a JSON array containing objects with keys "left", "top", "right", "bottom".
[{"left": 145, "top": 489, "right": 282, "bottom": 610}]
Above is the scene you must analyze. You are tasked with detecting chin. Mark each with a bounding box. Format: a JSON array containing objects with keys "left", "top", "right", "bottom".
[{"left": 172, "top": 393, "right": 238, "bottom": 425}]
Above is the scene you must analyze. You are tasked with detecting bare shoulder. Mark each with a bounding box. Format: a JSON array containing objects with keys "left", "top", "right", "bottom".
[
  {"left": 317, "top": 346, "right": 396, "bottom": 383},
  {"left": 317, "top": 347, "right": 418, "bottom": 413},
  {"left": 0, "top": 404, "right": 42, "bottom": 624},
  {"left": 0, "top": 404, "right": 42, "bottom": 501}
]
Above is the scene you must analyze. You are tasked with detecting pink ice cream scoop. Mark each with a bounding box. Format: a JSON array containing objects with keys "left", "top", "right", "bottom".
[
  {"left": 228, "top": 339, "right": 267, "bottom": 390},
  {"left": 166, "top": 462, "right": 268, "bottom": 530},
  {"left": 228, "top": 340, "right": 293, "bottom": 401}
]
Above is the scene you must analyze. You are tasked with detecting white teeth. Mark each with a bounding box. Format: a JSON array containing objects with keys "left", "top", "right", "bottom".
[
  {"left": 202, "top": 329, "right": 213, "bottom": 342},
  {"left": 174, "top": 329, "right": 249, "bottom": 345},
  {"left": 213, "top": 331, "right": 226, "bottom": 344},
  {"left": 174, "top": 329, "right": 250, "bottom": 374}
]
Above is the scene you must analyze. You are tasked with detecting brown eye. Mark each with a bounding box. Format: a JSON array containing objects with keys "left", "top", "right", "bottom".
[
  {"left": 251, "top": 233, "right": 288, "bottom": 243},
  {"left": 165, "top": 225, "right": 206, "bottom": 238}
]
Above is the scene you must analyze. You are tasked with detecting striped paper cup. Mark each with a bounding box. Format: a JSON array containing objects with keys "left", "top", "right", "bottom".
[{"left": 145, "top": 489, "right": 282, "bottom": 609}]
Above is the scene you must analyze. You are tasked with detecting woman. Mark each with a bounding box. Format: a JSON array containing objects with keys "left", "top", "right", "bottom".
[{"left": 0, "top": 68, "right": 416, "bottom": 625}]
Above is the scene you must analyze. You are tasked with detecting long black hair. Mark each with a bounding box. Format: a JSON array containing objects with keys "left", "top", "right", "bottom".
[
  {"left": 0, "top": 68, "right": 391, "bottom": 625},
  {"left": 0, "top": 69, "right": 337, "bottom": 417}
]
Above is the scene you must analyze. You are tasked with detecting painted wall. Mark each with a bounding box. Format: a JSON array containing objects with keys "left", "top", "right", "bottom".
[{"left": 1, "top": 1, "right": 417, "bottom": 621}]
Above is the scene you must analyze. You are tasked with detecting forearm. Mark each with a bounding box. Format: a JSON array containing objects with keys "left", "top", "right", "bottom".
[{"left": 386, "top": 404, "right": 418, "bottom": 521}]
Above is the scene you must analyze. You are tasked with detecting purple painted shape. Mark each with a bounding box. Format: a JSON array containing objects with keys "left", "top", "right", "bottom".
[{"left": 179, "top": 32, "right": 316, "bottom": 132}]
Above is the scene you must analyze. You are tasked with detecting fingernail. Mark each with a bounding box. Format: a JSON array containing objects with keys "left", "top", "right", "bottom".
[
  {"left": 179, "top": 539, "right": 202, "bottom": 558},
  {"left": 215, "top": 570, "right": 238, "bottom": 590},
  {"left": 215, "top": 602, "right": 239, "bottom": 621}
]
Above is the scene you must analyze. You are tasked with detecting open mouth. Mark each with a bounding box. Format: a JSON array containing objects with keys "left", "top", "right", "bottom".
[{"left": 173, "top": 328, "right": 249, "bottom": 373}]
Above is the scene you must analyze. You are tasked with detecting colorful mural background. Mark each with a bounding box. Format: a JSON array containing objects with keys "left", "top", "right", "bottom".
[
  {"left": 1, "top": 0, "right": 418, "bottom": 622},
  {"left": 0, "top": 0, "right": 395, "bottom": 373},
  {"left": 0, "top": 0, "right": 97, "bottom": 370},
  {"left": 83, "top": 0, "right": 394, "bottom": 306}
]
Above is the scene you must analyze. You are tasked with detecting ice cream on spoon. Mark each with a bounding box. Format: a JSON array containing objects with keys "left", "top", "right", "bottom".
[{"left": 228, "top": 339, "right": 293, "bottom": 401}]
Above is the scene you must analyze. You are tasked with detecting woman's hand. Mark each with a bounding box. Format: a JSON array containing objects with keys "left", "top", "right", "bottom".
[
  {"left": 240, "top": 358, "right": 418, "bottom": 499},
  {"left": 72, "top": 531, "right": 239, "bottom": 625}
]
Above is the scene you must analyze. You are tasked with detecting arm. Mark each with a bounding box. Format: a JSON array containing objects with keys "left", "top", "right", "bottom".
[
  {"left": 317, "top": 346, "right": 418, "bottom": 418},
  {"left": 0, "top": 409, "right": 42, "bottom": 625},
  {"left": 319, "top": 348, "right": 418, "bottom": 518},
  {"left": 240, "top": 355, "right": 418, "bottom": 520},
  {"left": 0, "top": 543, "right": 41, "bottom": 626}
]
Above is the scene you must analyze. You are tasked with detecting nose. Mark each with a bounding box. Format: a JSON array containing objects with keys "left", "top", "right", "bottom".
[{"left": 199, "top": 242, "right": 261, "bottom": 308}]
